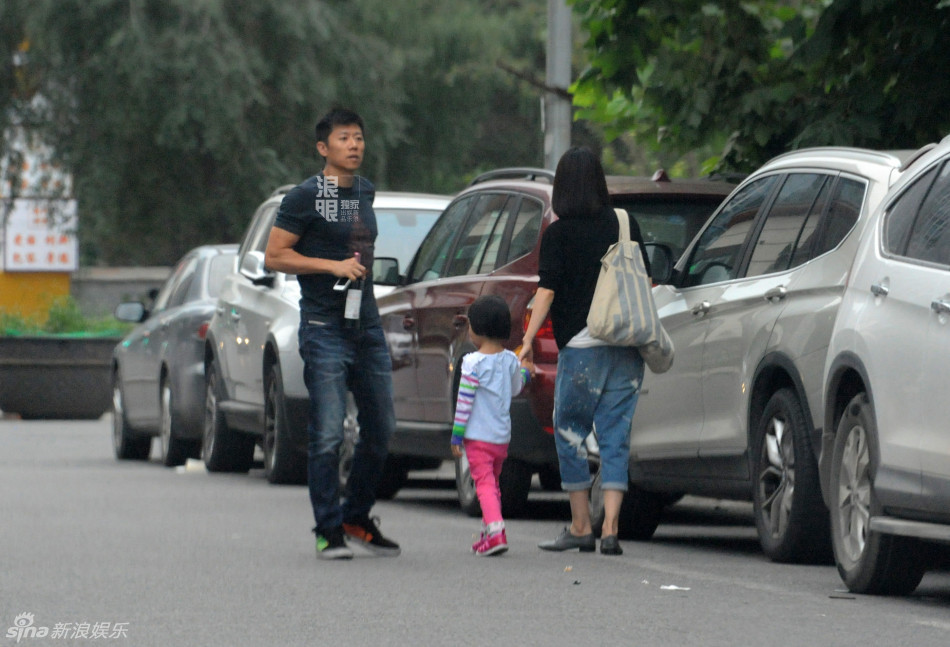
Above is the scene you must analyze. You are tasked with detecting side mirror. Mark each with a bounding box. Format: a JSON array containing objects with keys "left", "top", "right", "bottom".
[
  {"left": 114, "top": 301, "right": 147, "bottom": 323},
  {"left": 644, "top": 243, "right": 674, "bottom": 284},
  {"left": 373, "top": 256, "right": 401, "bottom": 286},
  {"left": 240, "top": 251, "right": 275, "bottom": 287}
]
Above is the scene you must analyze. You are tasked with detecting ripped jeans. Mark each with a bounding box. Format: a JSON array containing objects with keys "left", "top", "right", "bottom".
[{"left": 553, "top": 345, "right": 644, "bottom": 492}]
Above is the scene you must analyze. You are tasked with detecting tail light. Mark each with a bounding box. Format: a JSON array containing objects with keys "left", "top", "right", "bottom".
[
  {"left": 523, "top": 296, "right": 557, "bottom": 364},
  {"left": 197, "top": 321, "right": 211, "bottom": 340}
]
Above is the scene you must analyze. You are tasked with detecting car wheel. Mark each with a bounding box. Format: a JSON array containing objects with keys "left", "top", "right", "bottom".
[
  {"left": 375, "top": 458, "right": 409, "bottom": 500},
  {"left": 830, "top": 393, "right": 927, "bottom": 595},
  {"left": 339, "top": 393, "right": 359, "bottom": 492},
  {"left": 159, "top": 380, "right": 193, "bottom": 467},
  {"left": 589, "top": 463, "right": 664, "bottom": 540},
  {"left": 454, "top": 452, "right": 482, "bottom": 517},
  {"left": 263, "top": 364, "right": 306, "bottom": 484},
  {"left": 202, "top": 363, "right": 254, "bottom": 473},
  {"left": 499, "top": 458, "right": 532, "bottom": 518},
  {"left": 112, "top": 373, "right": 151, "bottom": 461},
  {"left": 752, "top": 387, "right": 831, "bottom": 563}
]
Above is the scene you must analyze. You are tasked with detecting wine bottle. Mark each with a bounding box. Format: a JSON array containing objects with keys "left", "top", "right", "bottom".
[{"left": 343, "top": 252, "right": 362, "bottom": 329}]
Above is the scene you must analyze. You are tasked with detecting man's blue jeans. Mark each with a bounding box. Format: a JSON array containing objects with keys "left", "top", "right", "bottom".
[{"left": 298, "top": 318, "right": 395, "bottom": 531}]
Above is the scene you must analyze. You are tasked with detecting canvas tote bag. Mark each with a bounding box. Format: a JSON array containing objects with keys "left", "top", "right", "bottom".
[{"left": 586, "top": 208, "right": 675, "bottom": 373}]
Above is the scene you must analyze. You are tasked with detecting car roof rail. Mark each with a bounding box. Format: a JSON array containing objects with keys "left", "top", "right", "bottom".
[
  {"left": 269, "top": 184, "right": 296, "bottom": 198},
  {"left": 469, "top": 168, "right": 555, "bottom": 186},
  {"left": 898, "top": 143, "right": 938, "bottom": 172}
]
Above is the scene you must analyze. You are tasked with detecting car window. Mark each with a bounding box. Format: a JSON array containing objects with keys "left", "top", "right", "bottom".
[
  {"left": 410, "top": 196, "right": 474, "bottom": 282},
  {"left": 207, "top": 252, "right": 235, "bottom": 299},
  {"left": 249, "top": 204, "right": 278, "bottom": 255},
  {"left": 884, "top": 165, "right": 938, "bottom": 256},
  {"left": 799, "top": 176, "right": 865, "bottom": 262},
  {"left": 375, "top": 208, "right": 442, "bottom": 271},
  {"left": 166, "top": 256, "right": 199, "bottom": 308},
  {"left": 905, "top": 161, "right": 950, "bottom": 266},
  {"left": 615, "top": 196, "right": 726, "bottom": 262},
  {"left": 505, "top": 197, "right": 543, "bottom": 262},
  {"left": 152, "top": 254, "right": 194, "bottom": 312},
  {"left": 683, "top": 175, "right": 778, "bottom": 287},
  {"left": 747, "top": 173, "right": 830, "bottom": 277},
  {"left": 445, "top": 194, "right": 510, "bottom": 277}
]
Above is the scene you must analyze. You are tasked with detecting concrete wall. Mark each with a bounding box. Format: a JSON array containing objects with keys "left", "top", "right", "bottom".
[{"left": 70, "top": 266, "right": 172, "bottom": 317}]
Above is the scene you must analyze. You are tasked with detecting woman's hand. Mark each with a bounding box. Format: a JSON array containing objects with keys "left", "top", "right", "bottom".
[{"left": 451, "top": 443, "right": 464, "bottom": 459}]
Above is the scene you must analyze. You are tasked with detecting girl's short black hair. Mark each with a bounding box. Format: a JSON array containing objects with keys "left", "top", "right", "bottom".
[
  {"left": 467, "top": 295, "right": 512, "bottom": 341},
  {"left": 551, "top": 146, "right": 610, "bottom": 220}
]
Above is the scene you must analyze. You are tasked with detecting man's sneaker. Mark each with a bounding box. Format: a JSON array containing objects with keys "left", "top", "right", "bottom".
[
  {"left": 343, "top": 516, "right": 401, "bottom": 556},
  {"left": 314, "top": 526, "right": 353, "bottom": 560},
  {"left": 474, "top": 530, "right": 508, "bottom": 557}
]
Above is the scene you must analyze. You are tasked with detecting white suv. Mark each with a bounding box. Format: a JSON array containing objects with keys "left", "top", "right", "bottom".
[
  {"left": 822, "top": 136, "right": 950, "bottom": 595},
  {"left": 202, "top": 187, "right": 450, "bottom": 489},
  {"left": 619, "top": 147, "right": 928, "bottom": 563}
]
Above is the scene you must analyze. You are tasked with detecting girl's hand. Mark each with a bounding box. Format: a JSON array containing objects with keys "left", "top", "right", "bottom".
[
  {"left": 520, "top": 356, "right": 536, "bottom": 377},
  {"left": 451, "top": 444, "right": 464, "bottom": 459}
]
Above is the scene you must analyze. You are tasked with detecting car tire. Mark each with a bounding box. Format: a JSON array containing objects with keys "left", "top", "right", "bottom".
[
  {"left": 112, "top": 373, "right": 151, "bottom": 461},
  {"left": 375, "top": 458, "right": 409, "bottom": 500},
  {"left": 159, "top": 380, "right": 196, "bottom": 467},
  {"left": 590, "top": 463, "right": 664, "bottom": 540},
  {"left": 499, "top": 458, "right": 532, "bottom": 518},
  {"left": 829, "top": 393, "right": 927, "bottom": 595},
  {"left": 752, "top": 387, "right": 831, "bottom": 563},
  {"left": 263, "top": 364, "right": 306, "bottom": 485},
  {"left": 454, "top": 452, "right": 482, "bottom": 517},
  {"left": 202, "top": 363, "right": 254, "bottom": 473}
]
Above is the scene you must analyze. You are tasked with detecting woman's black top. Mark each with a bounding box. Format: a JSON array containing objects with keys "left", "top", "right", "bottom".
[{"left": 538, "top": 205, "right": 652, "bottom": 350}]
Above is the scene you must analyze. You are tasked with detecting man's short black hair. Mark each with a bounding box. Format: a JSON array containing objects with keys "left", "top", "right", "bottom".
[
  {"left": 315, "top": 108, "right": 365, "bottom": 143},
  {"left": 467, "top": 295, "right": 512, "bottom": 341}
]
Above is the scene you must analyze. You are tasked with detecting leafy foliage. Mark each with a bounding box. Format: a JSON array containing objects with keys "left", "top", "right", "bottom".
[
  {"left": 0, "top": 0, "right": 545, "bottom": 265},
  {"left": 571, "top": 0, "right": 950, "bottom": 172}
]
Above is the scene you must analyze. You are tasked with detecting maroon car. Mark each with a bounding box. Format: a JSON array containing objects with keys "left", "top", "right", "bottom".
[{"left": 376, "top": 168, "right": 735, "bottom": 516}]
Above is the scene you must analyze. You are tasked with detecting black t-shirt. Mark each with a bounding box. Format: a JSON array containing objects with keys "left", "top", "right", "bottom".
[
  {"left": 273, "top": 173, "right": 379, "bottom": 323},
  {"left": 538, "top": 205, "right": 652, "bottom": 350}
]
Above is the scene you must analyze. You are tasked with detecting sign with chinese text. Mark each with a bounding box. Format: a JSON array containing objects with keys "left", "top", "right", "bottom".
[{"left": 1, "top": 199, "right": 78, "bottom": 272}]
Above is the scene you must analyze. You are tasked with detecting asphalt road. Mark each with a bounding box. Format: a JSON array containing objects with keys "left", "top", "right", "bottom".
[{"left": 2, "top": 416, "right": 949, "bottom": 647}]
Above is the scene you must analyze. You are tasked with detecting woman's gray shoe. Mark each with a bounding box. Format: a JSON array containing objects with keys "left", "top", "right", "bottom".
[
  {"left": 600, "top": 535, "right": 623, "bottom": 555},
  {"left": 538, "top": 527, "right": 596, "bottom": 552}
]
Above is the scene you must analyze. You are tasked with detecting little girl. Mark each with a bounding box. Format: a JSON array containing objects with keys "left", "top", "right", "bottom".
[{"left": 451, "top": 295, "right": 531, "bottom": 556}]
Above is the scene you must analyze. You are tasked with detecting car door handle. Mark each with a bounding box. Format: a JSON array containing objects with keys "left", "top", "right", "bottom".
[
  {"left": 402, "top": 317, "right": 415, "bottom": 331},
  {"left": 870, "top": 283, "right": 889, "bottom": 297},
  {"left": 691, "top": 301, "right": 711, "bottom": 316},
  {"left": 932, "top": 299, "right": 950, "bottom": 316},
  {"left": 453, "top": 314, "right": 468, "bottom": 328},
  {"left": 763, "top": 286, "right": 787, "bottom": 302}
]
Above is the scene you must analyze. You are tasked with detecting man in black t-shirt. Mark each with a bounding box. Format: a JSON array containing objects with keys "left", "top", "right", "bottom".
[{"left": 265, "top": 108, "right": 400, "bottom": 560}]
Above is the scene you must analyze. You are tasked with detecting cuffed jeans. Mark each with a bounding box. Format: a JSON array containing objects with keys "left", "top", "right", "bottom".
[
  {"left": 553, "top": 345, "right": 644, "bottom": 492},
  {"left": 298, "top": 318, "right": 395, "bottom": 531}
]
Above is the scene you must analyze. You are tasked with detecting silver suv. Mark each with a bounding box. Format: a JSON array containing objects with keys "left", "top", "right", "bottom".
[
  {"left": 202, "top": 187, "right": 450, "bottom": 489},
  {"left": 619, "top": 147, "right": 926, "bottom": 563},
  {"left": 822, "top": 136, "right": 950, "bottom": 594}
]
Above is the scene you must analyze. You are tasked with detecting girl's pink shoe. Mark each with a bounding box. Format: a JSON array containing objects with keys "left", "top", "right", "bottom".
[{"left": 473, "top": 530, "right": 508, "bottom": 556}]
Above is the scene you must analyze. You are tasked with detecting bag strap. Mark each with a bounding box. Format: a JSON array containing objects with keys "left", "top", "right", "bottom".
[{"left": 614, "top": 208, "right": 631, "bottom": 243}]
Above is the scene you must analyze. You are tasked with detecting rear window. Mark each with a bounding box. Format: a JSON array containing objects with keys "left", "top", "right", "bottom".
[{"left": 612, "top": 196, "right": 726, "bottom": 261}]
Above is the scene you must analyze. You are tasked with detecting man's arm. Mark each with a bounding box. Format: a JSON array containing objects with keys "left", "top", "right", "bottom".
[{"left": 264, "top": 226, "right": 364, "bottom": 280}]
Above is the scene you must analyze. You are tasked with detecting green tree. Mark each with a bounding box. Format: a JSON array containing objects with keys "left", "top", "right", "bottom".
[
  {"left": 570, "top": 0, "right": 950, "bottom": 173},
  {"left": 1, "top": 0, "right": 548, "bottom": 265}
]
